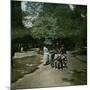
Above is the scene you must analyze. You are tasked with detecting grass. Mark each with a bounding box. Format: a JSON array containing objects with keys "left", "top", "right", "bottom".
[
  {"left": 11, "top": 54, "right": 41, "bottom": 83},
  {"left": 62, "top": 50, "right": 87, "bottom": 85},
  {"left": 62, "top": 69, "right": 87, "bottom": 85},
  {"left": 74, "top": 55, "right": 87, "bottom": 63},
  {"left": 71, "top": 49, "right": 87, "bottom": 63}
]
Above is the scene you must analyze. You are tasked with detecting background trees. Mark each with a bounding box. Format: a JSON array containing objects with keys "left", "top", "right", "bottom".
[{"left": 11, "top": 1, "right": 87, "bottom": 51}]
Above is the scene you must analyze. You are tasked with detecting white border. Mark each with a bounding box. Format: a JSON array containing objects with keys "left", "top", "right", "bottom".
[
  {"left": 0, "top": 0, "right": 10, "bottom": 90},
  {"left": 13, "top": 0, "right": 87, "bottom": 5},
  {"left": 0, "top": 0, "right": 89, "bottom": 90}
]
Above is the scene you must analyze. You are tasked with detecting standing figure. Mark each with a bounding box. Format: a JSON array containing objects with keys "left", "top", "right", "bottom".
[
  {"left": 43, "top": 46, "right": 49, "bottom": 65},
  {"left": 60, "top": 45, "right": 66, "bottom": 54},
  {"left": 60, "top": 45, "right": 67, "bottom": 68},
  {"left": 50, "top": 49, "right": 55, "bottom": 67}
]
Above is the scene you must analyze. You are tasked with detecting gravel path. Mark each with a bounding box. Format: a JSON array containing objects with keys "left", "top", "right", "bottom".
[
  {"left": 13, "top": 51, "right": 37, "bottom": 59},
  {"left": 11, "top": 51, "right": 87, "bottom": 89}
]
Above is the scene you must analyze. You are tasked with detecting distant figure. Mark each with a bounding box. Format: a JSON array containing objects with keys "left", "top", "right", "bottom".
[
  {"left": 21, "top": 47, "right": 24, "bottom": 52},
  {"left": 43, "top": 46, "right": 49, "bottom": 65},
  {"left": 49, "top": 50, "right": 55, "bottom": 67},
  {"left": 59, "top": 45, "right": 67, "bottom": 68},
  {"left": 59, "top": 45, "right": 66, "bottom": 54}
]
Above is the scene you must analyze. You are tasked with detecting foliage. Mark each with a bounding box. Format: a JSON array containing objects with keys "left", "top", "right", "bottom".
[
  {"left": 11, "top": 1, "right": 23, "bottom": 28},
  {"left": 11, "top": 1, "right": 87, "bottom": 49}
]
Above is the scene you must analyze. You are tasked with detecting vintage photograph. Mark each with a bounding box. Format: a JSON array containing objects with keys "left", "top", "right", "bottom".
[{"left": 11, "top": 0, "right": 87, "bottom": 89}]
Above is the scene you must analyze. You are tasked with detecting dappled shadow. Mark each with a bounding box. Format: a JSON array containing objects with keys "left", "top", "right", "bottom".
[
  {"left": 11, "top": 54, "right": 42, "bottom": 83},
  {"left": 62, "top": 69, "right": 87, "bottom": 85}
]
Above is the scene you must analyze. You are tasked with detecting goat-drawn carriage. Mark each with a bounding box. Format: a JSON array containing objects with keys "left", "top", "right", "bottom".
[{"left": 50, "top": 46, "right": 68, "bottom": 70}]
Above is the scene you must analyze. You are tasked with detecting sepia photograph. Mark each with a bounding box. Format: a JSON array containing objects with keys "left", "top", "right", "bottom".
[{"left": 11, "top": 0, "right": 87, "bottom": 89}]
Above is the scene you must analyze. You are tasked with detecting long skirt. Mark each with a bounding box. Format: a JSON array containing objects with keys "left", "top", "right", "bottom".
[{"left": 43, "top": 54, "right": 49, "bottom": 64}]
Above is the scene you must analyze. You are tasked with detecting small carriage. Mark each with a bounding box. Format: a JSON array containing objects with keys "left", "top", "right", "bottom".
[{"left": 50, "top": 53, "right": 67, "bottom": 70}]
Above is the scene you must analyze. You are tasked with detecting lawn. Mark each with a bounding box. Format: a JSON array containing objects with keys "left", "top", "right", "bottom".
[{"left": 11, "top": 54, "right": 42, "bottom": 83}]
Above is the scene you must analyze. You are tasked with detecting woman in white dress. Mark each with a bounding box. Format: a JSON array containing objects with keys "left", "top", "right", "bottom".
[{"left": 43, "top": 46, "right": 49, "bottom": 65}]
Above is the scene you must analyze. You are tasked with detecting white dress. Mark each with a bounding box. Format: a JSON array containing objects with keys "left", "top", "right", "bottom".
[{"left": 43, "top": 46, "right": 49, "bottom": 64}]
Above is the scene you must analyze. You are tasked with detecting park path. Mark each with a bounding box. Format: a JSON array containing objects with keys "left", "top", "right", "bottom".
[
  {"left": 13, "top": 51, "right": 37, "bottom": 59},
  {"left": 12, "top": 51, "right": 87, "bottom": 89}
]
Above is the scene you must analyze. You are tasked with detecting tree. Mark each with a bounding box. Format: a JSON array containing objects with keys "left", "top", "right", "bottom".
[
  {"left": 18, "top": 2, "right": 87, "bottom": 49},
  {"left": 11, "top": 1, "right": 23, "bottom": 28}
]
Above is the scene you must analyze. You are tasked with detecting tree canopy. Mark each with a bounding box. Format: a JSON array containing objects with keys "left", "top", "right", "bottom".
[{"left": 11, "top": 1, "right": 87, "bottom": 49}]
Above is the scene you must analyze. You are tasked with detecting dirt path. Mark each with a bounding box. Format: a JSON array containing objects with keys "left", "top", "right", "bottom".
[
  {"left": 13, "top": 51, "right": 37, "bottom": 59},
  {"left": 11, "top": 52, "right": 87, "bottom": 89}
]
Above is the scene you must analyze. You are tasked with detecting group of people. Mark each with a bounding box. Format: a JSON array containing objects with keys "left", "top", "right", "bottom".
[{"left": 43, "top": 45, "right": 67, "bottom": 70}]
